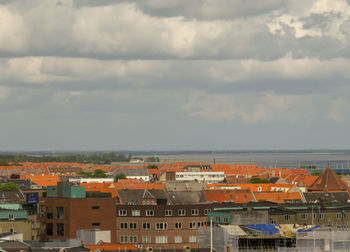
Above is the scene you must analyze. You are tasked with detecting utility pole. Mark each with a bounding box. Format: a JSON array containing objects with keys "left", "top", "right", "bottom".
[{"left": 210, "top": 217, "right": 213, "bottom": 252}]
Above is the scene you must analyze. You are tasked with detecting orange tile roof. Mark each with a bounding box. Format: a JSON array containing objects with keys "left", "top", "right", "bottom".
[
  {"left": 207, "top": 183, "right": 293, "bottom": 192},
  {"left": 253, "top": 192, "right": 303, "bottom": 204},
  {"left": 21, "top": 174, "right": 60, "bottom": 187},
  {"left": 308, "top": 168, "right": 348, "bottom": 192},
  {"left": 80, "top": 183, "right": 119, "bottom": 197},
  {"left": 85, "top": 243, "right": 138, "bottom": 251},
  {"left": 204, "top": 189, "right": 255, "bottom": 203}
]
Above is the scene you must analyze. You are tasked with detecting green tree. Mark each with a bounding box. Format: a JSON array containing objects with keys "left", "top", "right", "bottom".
[
  {"left": 79, "top": 169, "right": 108, "bottom": 178},
  {"left": 0, "top": 182, "right": 19, "bottom": 191},
  {"left": 0, "top": 160, "right": 10, "bottom": 166},
  {"left": 299, "top": 165, "right": 317, "bottom": 169},
  {"left": 146, "top": 164, "right": 158, "bottom": 169},
  {"left": 311, "top": 170, "right": 322, "bottom": 176},
  {"left": 115, "top": 173, "right": 127, "bottom": 182},
  {"left": 249, "top": 177, "right": 268, "bottom": 184},
  {"left": 92, "top": 169, "right": 108, "bottom": 178}
]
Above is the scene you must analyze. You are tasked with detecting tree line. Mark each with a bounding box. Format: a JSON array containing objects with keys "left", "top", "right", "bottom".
[{"left": 0, "top": 152, "right": 131, "bottom": 165}]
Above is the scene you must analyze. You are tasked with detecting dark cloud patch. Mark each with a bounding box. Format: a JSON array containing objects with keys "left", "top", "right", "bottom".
[
  {"left": 301, "top": 12, "right": 341, "bottom": 30},
  {"left": 72, "top": 0, "right": 118, "bottom": 8},
  {"left": 207, "top": 78, "right": 350, "bottom": 96},
  {"left": 132, "top": 0, "right": 287, "bottom": 20}
]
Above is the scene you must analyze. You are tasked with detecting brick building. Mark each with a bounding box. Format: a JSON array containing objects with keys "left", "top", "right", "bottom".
[
  {"left": 39, "top": 182, "right": 116, "bottom": 242},
  {"left": 115, "top": 203, "right": 213, "bottom": 250}
]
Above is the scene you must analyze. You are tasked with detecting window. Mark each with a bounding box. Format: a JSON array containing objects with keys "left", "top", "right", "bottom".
[
  {"left": 189, "top": 222, "right": 196, "bottom": 229},
  {"left": 40, "top": 206, "right": 46, "bottom": 218},
  {"left": 319, "top": 213, "right": 324, "bottom": 220},
  {"left": 178, "top": 209, "right": 186, "bottom": 216},
  {"left": 119, "top": 210, "right": 127, "bottom": 216},
  {"left": 56, "top": 207, "right": 64, "bottom": 219},
  {"left": 271, "top": 220, "right": 276, "bottom": 224},
  {"left": 337, "top": 213, "right": 343, "bottom": 219},
  {"left": 120, "top": 223, "right": 128, "bottom": 229},
  {"left": 129, "top": 222, "right": 137, "bottom": 229},
  {"left": 175, "top": 222, "right": 182, "bottom": 229},
  {"left": 143, "top": 223, "right": 151, "bottom": 230},
  {"left": 129, "top": 236, "right": 137, "bottom": 243},
  {"left": 301, "top": 214, "right": 308, "bottom": 220},
  {"left": 132, "top": 210, "right": 140, "bottom": 216},
  {"left": 284, "top": 215, "right": 291, "bottom": 221},
  {"left": 47, "top": 212, "right": 53, "bottom": 219},
  {"left": 92, "top": 223, "right": 100, "bottom": 226},
  {"left": 204, "top": 209, "right": 210, "bottom": 215},
  {"left": 175, "top": 236, "right": 182, "bottom": 243},
  {"left": 155, "top": 236, "right": 168, "bottom": 244},
  {"left": 9, "top": 227, "right": 14, "bottom": 233},
  {"left": 257, "top": 186, "right": 262, "bottom": 192},
  {"left": 120, "top": 236, "right": 128, "bottom": 243},
  {"left": 223, "top": 217, "right": 228, "bottom": 223},
  {"left": 189, "top": 236, "right": 197, "bottom": 243},
  {"left": 8, "top": 214, "right": 14, "bottom": 220},
  {"left": 46, "top": 223, "right": 53, "bottom": 236},
  {"left": 142, "top": 236, "right": 151, "bottom": 243},
  {"left": 146, "top": 210, "right": 154, "bottom": 216},
  {"left": 328, "top": 220, "right": 333, "bottom": 226},
  {"left": 56, "top": 223, "right": 64, "bottom": 236},
  {"left": 92, "top": 206, "right": 100, "bottom": 210},
  {"left": 165, "top": 210, "right": 173, "bottom": 216},
  {"left": 191, "top": 209, "right": 199, "bottom": 216},
  {"left": 156, "top": 222, "right": 168, "bottom": 230}
]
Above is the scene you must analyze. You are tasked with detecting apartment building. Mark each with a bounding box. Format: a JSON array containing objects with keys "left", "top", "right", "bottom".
[{"left": 115, "top": 203, "right": 213, "bottom": 250}]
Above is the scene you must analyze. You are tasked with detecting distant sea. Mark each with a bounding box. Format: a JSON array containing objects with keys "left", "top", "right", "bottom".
[
  {"left": 155, "top": 152, "right": 350, "bottom": 170},
  {"left": 2, "top": 150, "right": 350, "bottom": 170}
]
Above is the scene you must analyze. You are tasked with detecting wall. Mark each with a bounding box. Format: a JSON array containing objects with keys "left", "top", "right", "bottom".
[
  {"left": 0, "top": 220, "right": 32, "bottom": 240},
  {"left": 40, "top": 197, "right": 116, "bottom": 242}
]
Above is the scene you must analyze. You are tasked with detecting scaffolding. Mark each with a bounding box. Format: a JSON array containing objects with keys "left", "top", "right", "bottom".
[
  {"left": 296, "top": 228, "right": 350, "bottom": 252},
  {"left": 198, "top": 224, "right": 297, "bottom": 252}
]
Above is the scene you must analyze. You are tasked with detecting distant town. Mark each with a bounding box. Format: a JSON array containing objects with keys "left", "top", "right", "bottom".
[{"left": 0, "top": 152, "right": 349, "bottom": 251}]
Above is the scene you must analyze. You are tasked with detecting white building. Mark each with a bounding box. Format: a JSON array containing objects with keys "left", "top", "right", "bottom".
[
  {"left": 68, "top": 178, "right": 114, "bottom": 183},
  {"left": 114, "top": 168, "right": 150, "bottom": 181},
  {"left": 175, "top": 171, "right": 225, "bottom": 184}
]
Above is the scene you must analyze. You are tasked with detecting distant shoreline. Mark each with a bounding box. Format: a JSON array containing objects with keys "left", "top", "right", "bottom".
[{"left": 0, "top": 149, "right": 350, "bottom": 156}]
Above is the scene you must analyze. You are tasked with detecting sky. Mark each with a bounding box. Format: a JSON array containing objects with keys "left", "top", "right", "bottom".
[{"left": 0, "top": 0, "right": 350, "bottom": 151}]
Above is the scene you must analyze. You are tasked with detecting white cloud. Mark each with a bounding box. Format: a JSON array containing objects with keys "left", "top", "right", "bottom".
[
  {"left": 0, "top": 6, "right": 27, "bottom": 53},
  {"left": 0, "top": 0, "right": 350, "bottom": 150},
  {"left": 0, "top": 0, "right": 349, "bottom": 60}
]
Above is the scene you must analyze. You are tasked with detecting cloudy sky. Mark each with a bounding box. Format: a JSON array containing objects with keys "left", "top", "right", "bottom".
[{"left": 0, "top": 0, "right": 350, "bottom": 151}]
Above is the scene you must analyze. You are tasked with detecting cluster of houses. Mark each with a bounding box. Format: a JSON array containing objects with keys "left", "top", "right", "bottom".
[{"left": 0, "top": 161, "right": 349, "bottom": 251}]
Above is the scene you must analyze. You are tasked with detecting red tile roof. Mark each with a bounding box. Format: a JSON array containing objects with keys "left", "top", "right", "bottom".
[
  {"left": 204, "top": 189, "right": 255, "bottom": 203},
  {"left": 254, "top": 191, "right": 303, "bottom": 204},
  {"left": 308, "top": 168, "right": 348, "bottom": 192},
  {"left": 85, "top": 243, "right": 138, "bottom": 251}
]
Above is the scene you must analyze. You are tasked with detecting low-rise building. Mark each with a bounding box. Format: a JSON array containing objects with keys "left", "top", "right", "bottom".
[
  {"left": 39, "top": 182, "right": 116, "bottom": 242},
  {"left": 0, "top": 208, "right": 32, "bottom": 240},
  {"left": 174, "top": 171, "right": 225, "bottom": 184}
]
